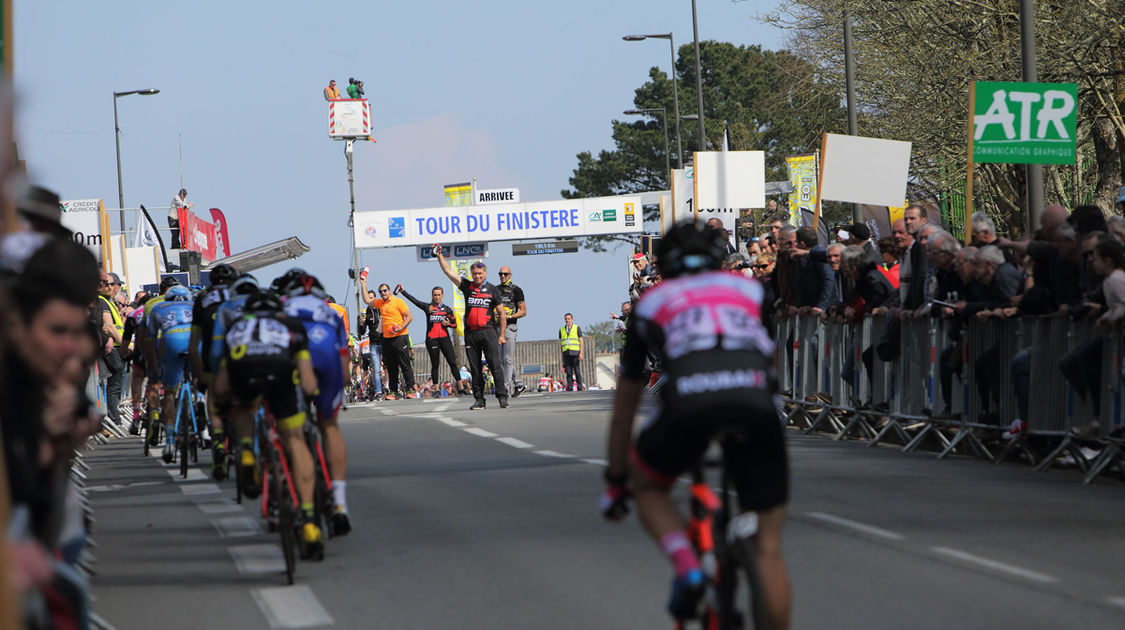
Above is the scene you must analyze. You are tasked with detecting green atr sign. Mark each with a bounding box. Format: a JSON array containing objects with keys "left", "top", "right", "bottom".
[{"left": 971, "top": 81, "right": 1078, "bottom": 165}]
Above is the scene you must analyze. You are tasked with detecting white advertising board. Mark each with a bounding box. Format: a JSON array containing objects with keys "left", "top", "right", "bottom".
[
  {"left": 669, "top": 168, "right": 693, "bottom": 228},
  {"left": 60, "top": 199, "right": 106, "bottom": 262},
  {"left": 474, "top": 188, "right": 520, "bottom": 205},
  {"left": 354, "top": 195, "right": 642, "bottom": 249},
  {"left": 328, "top": 99, "right": 372, "bottom": 138},
  {"left": 693, "top": 151, "right": 766, "bottom": 211},
  {"left": 819, "top": 133, "right": 912, "bottom": 207}
]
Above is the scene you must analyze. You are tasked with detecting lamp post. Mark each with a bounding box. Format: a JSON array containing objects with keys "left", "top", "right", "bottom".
[
  {"left": 623, "top": 33, "right": 683, "bottom": 168},
  {"left": 624, "top": 108, "right": 670, "bottom": 182},
  {"left": 690, "top": 0, "right": 707, "bottom": 152},
  {"left": 114, "top": 88, "right": 160, "bottom": 232}
]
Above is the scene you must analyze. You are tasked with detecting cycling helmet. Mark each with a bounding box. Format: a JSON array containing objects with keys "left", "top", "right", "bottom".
[
  {"left": 165, "top": 285, "right": 192, "bottom": 301},
  {"left": 208, "top": 263, "right": 237, "bottom": 286},
  {"left": 230, "top": 274, "right": 259, "bottom": 296},
  {"left": 283, "top": 270, "right": 326, "bottom": 298},
  {"left": 133, "top": 293, "right": 153, "bottom": 307},
  {"left": 655, "top": 222, "right": 728, "bottom": 279},
  {"left": 159, "top": 276, "right": 181, "bottom": 292},
  {"left": 269, "top": 267, "right": 307, "bottom": 295},
  {"left": 243, "top": 288, "right": 284, "bottom": 313},
  {"left": 189, "top": 284, "right": 205, "bottom": 296}
]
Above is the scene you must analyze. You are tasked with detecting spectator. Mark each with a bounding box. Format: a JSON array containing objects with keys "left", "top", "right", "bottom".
[
  {"left": 560, "top": 312, "right": 584, "bottom": 391},
  {"left": 825, "top": 243, "right": 847, "bottom": 307},
  {"left": 496, "top": 265, "right": 527, "bottom": 396},
  {"left": 746, "top": 237, "right": 762, "bottom": 259},
  {"left": 876, "top": 236, "right": 901, "bottom": 289},
  {"left": 16, "top": 185, "right": 69, "bottom": 238},
  {"left": 839, "top": 245, "right": 900, "bottom": 397},
  {"left": 1067, "top": 205, "right": 1109, "bottom": 238},
  {"left": 358, "top": 278, "right": 414, "bottom": 398},
  {"left": 706, "top": 217, "right": 737, "bottom": 256},
  {"left": 360, "top": 291, "right": 384, "bottom": 399},
  {"left": 791, "top": 226, "right": 835, "bottom": 315},
  {"left": 324, "top": 79, "right": 340, "bottom": 101},
  {"left": 841, "top": 222, "right": 877, "bottom": 258},
  {"left": 97, "top": 269, "right": 126, "bottom": 430},
  {"left": 168, "top": 188, "right": 191, "bottom": 249},
  {"left": 346, "top": 78, "right": 358, "bottom": 99},
  {"left": 1106, "top": 215, "right": 1125, "bottom": 242},
  {"left": 967, "top": 245, "right": 1022, "bottom": 423}
]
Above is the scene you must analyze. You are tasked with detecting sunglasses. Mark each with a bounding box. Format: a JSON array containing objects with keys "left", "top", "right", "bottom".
[
  {"left": 499, "top": 272, "right": 511, "bottom": 276},
  {"left": 379, "top": 289, "right": 389, "bottom": 294}
]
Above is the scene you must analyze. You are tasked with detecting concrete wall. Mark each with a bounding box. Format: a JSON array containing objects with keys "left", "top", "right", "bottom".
[{"left": 405, "top": 337, "right": 615, "bottom": 389}]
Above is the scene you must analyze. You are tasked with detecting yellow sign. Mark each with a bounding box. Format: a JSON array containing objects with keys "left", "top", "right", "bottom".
[
  {"left": 444, "top": 182, "right": 472, "bottom": 207},
  {"left": 785, "top": 154, "right": 817, "bottom": 227}
]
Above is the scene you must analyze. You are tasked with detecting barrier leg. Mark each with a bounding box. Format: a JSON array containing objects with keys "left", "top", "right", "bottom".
[
  {"left": 1035, "top": 436, "right": 1090, "bottom": 473},
  {"left": 1083, "top": 443, "right": 1123, "bottom": 484},
  {"left": 994, "top": 432, "right": 1039, "bottom": 466}
]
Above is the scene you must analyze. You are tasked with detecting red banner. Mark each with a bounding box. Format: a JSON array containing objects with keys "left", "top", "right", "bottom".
[
  {"left": 178, "top": 208, "right": 218, "bottom": 261},
  {"left": 209, "top": 207, "right": 232, "bottom": 258}
]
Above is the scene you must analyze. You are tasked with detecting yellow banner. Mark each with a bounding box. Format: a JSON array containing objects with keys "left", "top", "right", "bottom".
[
  {"left": 444, "top": 182, "right": 472, "bottom": 207},
  {"left": 785, "top": 154, "right": 818, "bottom": 228}
]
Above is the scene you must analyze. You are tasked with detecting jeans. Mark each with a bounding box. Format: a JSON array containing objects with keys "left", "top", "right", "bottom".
[
  {"left": 502, "top": 325, "right": 519, "bottom": 388},
  {"left": 104, "top": 348, "right": 125, "bottom": 424},
  {"left": 368, "top": 342, "right": 383, "bottom": 394},
  {"left": 563, "top": 351, "right": 583, "bottom": 391}
]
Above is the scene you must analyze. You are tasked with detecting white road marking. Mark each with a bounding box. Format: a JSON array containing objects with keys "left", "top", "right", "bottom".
[
  {"left": 213, "top": 516, "right": 262, "bottom": 538},
  {"left": 438, "top": 418, "right": 466, "bottom": 428},
  {"left": 536, "top": 450, "right": 576, "bottom": 458},
  {"left": 1106, "top": 596, "right": 1125, "bottom": 610},
  {"left": 196, "top": 501, "right": 243, "bottom": 515},
  {"left": 496, "top": 437, "right": 534, "bottom": 449},
  {"left": 229, "top": 544, "right": 285, "bottom": 575},
  {"left": 463, "top": 428, "right": 498, "bottom": 438},
  {"left": 378, "top": 408, "right": 395, "bottom": 416},
  {"left": 180, "top": 483, "right": 221, "bottom": 496},
  {"left": 86, "top": 480, "right": 165, "bottom": 492},
  {"left": 930, "top": 547, "right": 1059, "bottom": 584},
  {"left": 166, "top": 468, "right": 208, "bottom": 482},
  {"left": 804, "top": 512, "right": 906, "bottom": 541},
  {"left": 582, "top": 458, "right": 608, "bottom": 466},
  {"left": 252, "top": 585, "right": 335, "bottom": 629},
  {"left": 435, "top": 403, "right": 451, "bottom": 412}
]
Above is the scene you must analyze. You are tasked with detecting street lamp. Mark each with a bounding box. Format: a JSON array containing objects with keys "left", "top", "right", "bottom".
[
  {"left": 690, "top": 0, "right": 707, "bottom": 152},
  {"left": 114, "top": 88, "right": 160, "bottom": 232},
  {"left": 623, "top": 33, "right": 683, "bottom": 168},
  {"left": 624, "top": 108, "right": 670, "bottom": 182}
]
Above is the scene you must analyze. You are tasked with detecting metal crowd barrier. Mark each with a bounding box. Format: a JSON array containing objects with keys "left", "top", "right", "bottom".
[{"left": 777, "top": 313, "right": 1125, "bottom": 482}]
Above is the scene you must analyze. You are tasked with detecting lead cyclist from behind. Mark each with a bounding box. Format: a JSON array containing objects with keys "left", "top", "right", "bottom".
[{"left": 601, "top": 222, "right": 791, "bottom": 628}]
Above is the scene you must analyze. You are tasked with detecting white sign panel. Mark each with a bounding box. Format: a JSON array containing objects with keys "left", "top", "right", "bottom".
[
  {"left": 819, "top": 133, "right": 912, "bottom": 207},
  {"left": 328, "top": 99, "right": 371, "bottom": 138},
  {"left": 60, "top": 199, "right": 105, "bottom": 262},
  {"left": 694, "top": 151, "right": 766, "bottom": 210},
  {"left": 474, "top": 188, "right": 520, "bottom": 205},
  {"left": 669, "top": 168, "right": 693, "bottom": 227},
  {"left": 354, "top": 195, "right": 642, "bottom": 249}
]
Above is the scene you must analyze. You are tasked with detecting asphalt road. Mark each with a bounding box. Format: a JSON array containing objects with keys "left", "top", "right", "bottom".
[{"left": 84, "top": 391, "right": 1125, "bottom": 629}]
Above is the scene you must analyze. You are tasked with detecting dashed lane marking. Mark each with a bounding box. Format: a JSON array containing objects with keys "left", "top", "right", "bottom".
[
  {"left": 496, "top": 437, "right": 534, "bottom": 449},
  {"left": 229, "top": 544, "right": 286, "bottom": 575},
  {"left": 252, "top": 585, "right": 335, "bottom": 629},
  {"left": 196, "top": 500, "right": 243, "bottom": 515},
  {"left": 463, "top": 428, "right": 498, "bottom": 438},
  {"left": 805, "top": 512, "right": 906, "bottom": 541},
  {"left": 1107, "top": 597, "right": 1125, "bottom": 610},
  {"left": 535, "top": 450, "right": 576, "bottom": 458},
  {"left": 438, "top": 418, "right": 466, "bottom": 427},
  {"left": 86, "top": 480, "right": 165, "bottom": 492},
  {"left": 213, "top": 516, "right": 262, "bottom": 538},
  {"left": 179, "top": 483, "right": 221, "bottom": 496},
  {"left": 166, "top": 468, "right": 208, "bottom": 482},
  {"left": 582, "top": 458, "right": 608, "bottom": 466},
  {"left": 930, "top": 547, "right": 1059, "bottom": 584},
  {"left": 434, "top": 403, "right": 451, "bottom": 412}
]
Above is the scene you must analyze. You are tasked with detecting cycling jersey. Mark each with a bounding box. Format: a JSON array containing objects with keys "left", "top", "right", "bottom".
[
  {"left": 328, "top": 301, "right": 350, "bottom": 336},
  {"left": 210, "top": 294, "right": 250, "bottom": 369},
  {"left": 192, "top": 284, "right": 230, "bottom": 374},
  {"left": 284, "top": 294, "right": 348, "bottom": 419},
  {"left": 368, "top": 296, "right": 410, "bottom": 338},
  {"left": 122, "top": 305, "right": 147, "bottom": 367},
  {"left": 623, "top": 270, "right": 786, "bottom": 511},
  {"left": 457, "top": 277, "right": 503, "bottom": 331},
  {"left": 146, "top": 298, "right": 194, "bottom": 386},
  {"left": 496, "top": 281, "right": 525, "bottom": 327},
  {"left": 400, "top": 287, "right": 455, "bottom": 339},
  {"left": 225, "top": 312, "right": 310, "bottom": 431}
]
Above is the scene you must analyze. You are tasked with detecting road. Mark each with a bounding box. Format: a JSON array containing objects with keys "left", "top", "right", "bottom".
[{"left": 84, "top": 391, "right": 1125, "bottom": 629}]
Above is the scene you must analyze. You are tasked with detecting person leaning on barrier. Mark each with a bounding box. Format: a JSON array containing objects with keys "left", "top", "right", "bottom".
[
  {"left": 789, "top": 226, "right": 835, "bottom": 317},
  {"left": 964, "top": 245, "right": 1024, "bottom": 424},
  {"left": 876, "top": 236, "right": 901, "bottom": 289},
  {"left": 839, "top": 245, "right": 900, "bottom": 396}
]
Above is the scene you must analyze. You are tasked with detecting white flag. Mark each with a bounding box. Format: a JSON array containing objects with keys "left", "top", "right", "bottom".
[{"left": 134, "top": 211, "right": 159, "bottom": 248}]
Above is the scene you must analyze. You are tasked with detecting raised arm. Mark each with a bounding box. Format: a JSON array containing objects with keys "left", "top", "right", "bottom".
[
  {"left": 433, "top": 243, "right": 462, "bottom": 285},
  {"left": 398, "top": 285, "right": 430, "bottom": 312}
]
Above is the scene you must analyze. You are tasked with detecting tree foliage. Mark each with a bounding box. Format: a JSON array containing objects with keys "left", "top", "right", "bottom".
[
  {"left": 583, "top": 320, "right": 620, "bottom": 354},
  {"left": 763, "top": 0, "right": 1125, "bottom": 233},
  {"left": 563, "top": 42, "right": 846, "bottom": 250}
]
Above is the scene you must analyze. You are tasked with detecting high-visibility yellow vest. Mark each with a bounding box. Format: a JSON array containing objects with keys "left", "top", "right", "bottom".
[
  {"left": 560, "top": 325, "right": 581, "bottom": 352},
  {"left": 98, "top": 294, "right": 124, "bottom": 346}
]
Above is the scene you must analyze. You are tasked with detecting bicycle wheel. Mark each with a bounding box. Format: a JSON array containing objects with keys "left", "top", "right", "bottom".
[
  {"left": 730, "top": 535, "right": 768, "bottom": 630},
  {"left": 272, "top": 453, "right": 297, "bottom": 584},
  {"left": 179, "top": 390, "right": 190, "bottom": 478}
]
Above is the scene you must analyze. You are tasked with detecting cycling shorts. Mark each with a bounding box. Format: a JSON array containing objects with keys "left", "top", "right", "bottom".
[
  {"left": 310, "top": 347, "right": 344, "bottom": 421},
  {"left": 227, "top": 359, "right": 305, "bottom": 431},
  {"left": 158, "top": 332, "right": 192, "bottom": 388}
]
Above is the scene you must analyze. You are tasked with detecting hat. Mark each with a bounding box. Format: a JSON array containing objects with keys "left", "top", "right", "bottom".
[
  {"left": 108, "top": 272, "right": 123, "bottom": 286},
  {"left": 844, "top": 222, "right": 871, "bottom": 241},
  {"left": 632, "top": 253, "right": 647, "bottom": 262},
  {"left": 17, "top": 185, "right": 69, "bottom": 235}
]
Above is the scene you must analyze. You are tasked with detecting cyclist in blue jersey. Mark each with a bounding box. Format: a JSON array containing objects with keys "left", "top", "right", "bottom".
[
  {"left": 209, "top": 274, "right": 258, "bottom": 371},
  {"left": 140, "top": 277, "right": 183, "bottom": 446},
  {"left": 144, "top": 284, "right": 195, "bottom": 463},
  {"left": 190, "top": 263, "right": 237, "bottom": 479},
  {"left": 281, "top": 270, "right": 353, "bottom": 534}
]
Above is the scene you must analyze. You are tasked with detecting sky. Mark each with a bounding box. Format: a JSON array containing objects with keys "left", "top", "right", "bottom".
[{"left": 13, "top": 0, "right": 786, "bottom": 341}]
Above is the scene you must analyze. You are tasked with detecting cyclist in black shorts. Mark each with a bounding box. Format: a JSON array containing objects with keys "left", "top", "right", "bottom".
[
  {"left": 211, "top": 289, "right": 324, "bottom": 553},
  {"left": 121, "top": 293, "right": 152, "bottom": 434},
  {"left": 601, "top": 222, "right": 791, "bottom": 627},
  {"left": 395, "top": 284, "right": 459, "bottom": 393},
  {"left": 189, "top": 262, "right": 237, "bottom": 477}
]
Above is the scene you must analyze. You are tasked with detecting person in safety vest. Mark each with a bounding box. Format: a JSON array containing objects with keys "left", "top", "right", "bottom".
[
  {"left": 559, "top": 313, "right": 584, "bottom": 391},
  {"left": 97, "top": 270, "right": 126, "bottom": 428}
]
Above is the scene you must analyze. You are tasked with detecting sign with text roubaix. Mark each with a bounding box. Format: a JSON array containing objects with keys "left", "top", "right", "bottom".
[
  {"left": 60, "top": 199, "right": 108, "bottom": 262},
  {"left": 512, "top": 240, "right": 578, "bottom": 256},
  {"left": 354, "top": 195, "right": 642, "bottom": 249},
  {"left": 972, "top": 81, "right": 1078, "bottom": 165},
  {"left": 417, "top": 242, "right": 489, "bottom": 261},
  {"left": 474, "top": 187, "right": 520, "bottom": 205}
]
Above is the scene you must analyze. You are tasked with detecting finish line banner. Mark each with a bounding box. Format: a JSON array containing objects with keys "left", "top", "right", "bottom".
[{"left": 354, "top": 195, "right": 642, "bottom": 249}]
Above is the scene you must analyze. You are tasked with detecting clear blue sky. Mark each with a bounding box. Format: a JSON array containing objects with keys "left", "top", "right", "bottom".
[{"left": 14, "top": 0, "right": 785, "bottom": 340}]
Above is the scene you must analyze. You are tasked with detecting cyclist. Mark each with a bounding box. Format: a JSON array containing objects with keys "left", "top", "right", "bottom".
[
  {"left": 122, "top": 293, "right": 153, "bottom": 434},
  {"left": 144, "top": 284, "right": 195, "bottom": 463},
  {"left": 601, "top": 222, "right": 790, "bottom": 627},
  {"left": 211, "top": 289, "right": 324, "bottom": 554},
  {"left": 209, "top": 273, "right": 259, "bottom": 371},
  {"left": 395, "top": 284, "right": 459, "bottom": 394},
  {"left": 282, "top": 270, "right": 352, "bottom": 535},
  {"left": 189, "top": 263, "right": 237, "bottom": 478},
  {"left": 140, "top": 276, "right": 183, "bottom": 446}
]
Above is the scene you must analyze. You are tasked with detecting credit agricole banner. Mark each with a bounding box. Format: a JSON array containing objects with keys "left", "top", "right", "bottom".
[
  {"left": 353, "top": 195, "right": 641, "bottom": 248},
  {"left": 972, "top": 81, "right": 1078, "bottom": 165}
]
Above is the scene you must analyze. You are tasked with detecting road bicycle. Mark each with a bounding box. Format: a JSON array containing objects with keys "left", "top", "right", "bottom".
[
  {"left": 171, "top": 354, "right": 206, "bottom": 478},
  {"left": 681, "top": 433, "right": 768, "bottom": 630}
]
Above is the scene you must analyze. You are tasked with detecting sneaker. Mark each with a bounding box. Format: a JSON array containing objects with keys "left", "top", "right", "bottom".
[
  {"left": 211, "top": 443, "right": 227, "bottom": 481},
  {"left": 128, "top": 419, "right": 140, "bottom": 436},
  {"left": 1071, "top": 420, "right": 1100, "bottom": 438},
  {"left": 161, "top": 442, "right": 175, "bottom": 464},
  {"left": 666, "top": 569, "right": 706, "bottom": 620},
  {"left": 499, "top": 398, "right": 509, "bottom": 409},
  {"left": 239, "top": 450, "right": 261, "bottom": 499},
  {"left": 1001, "top": 419, "right": 1027, "bottom": 440},
  {"left": 470, "top": 400, "right": 486, "bottom": 410},
  {"left": 512, "top": 383, "right": 526, "bottom": 398},
  {"left": 147, "top": 421, "right": 161, "bottom": 447},
  {"left": 301, "top": 521, "right": 324, "bottom": 559},
  {"left": 331, "top": 507, "right": 352, "bottom": 536}
]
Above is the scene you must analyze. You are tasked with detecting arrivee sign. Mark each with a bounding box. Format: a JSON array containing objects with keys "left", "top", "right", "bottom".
[
  {"left": 353, "top": 195, "right": 641, "bottom": 249},
  {"left": 972, "top": 81, "right": 1077, "bottom": 165}
]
